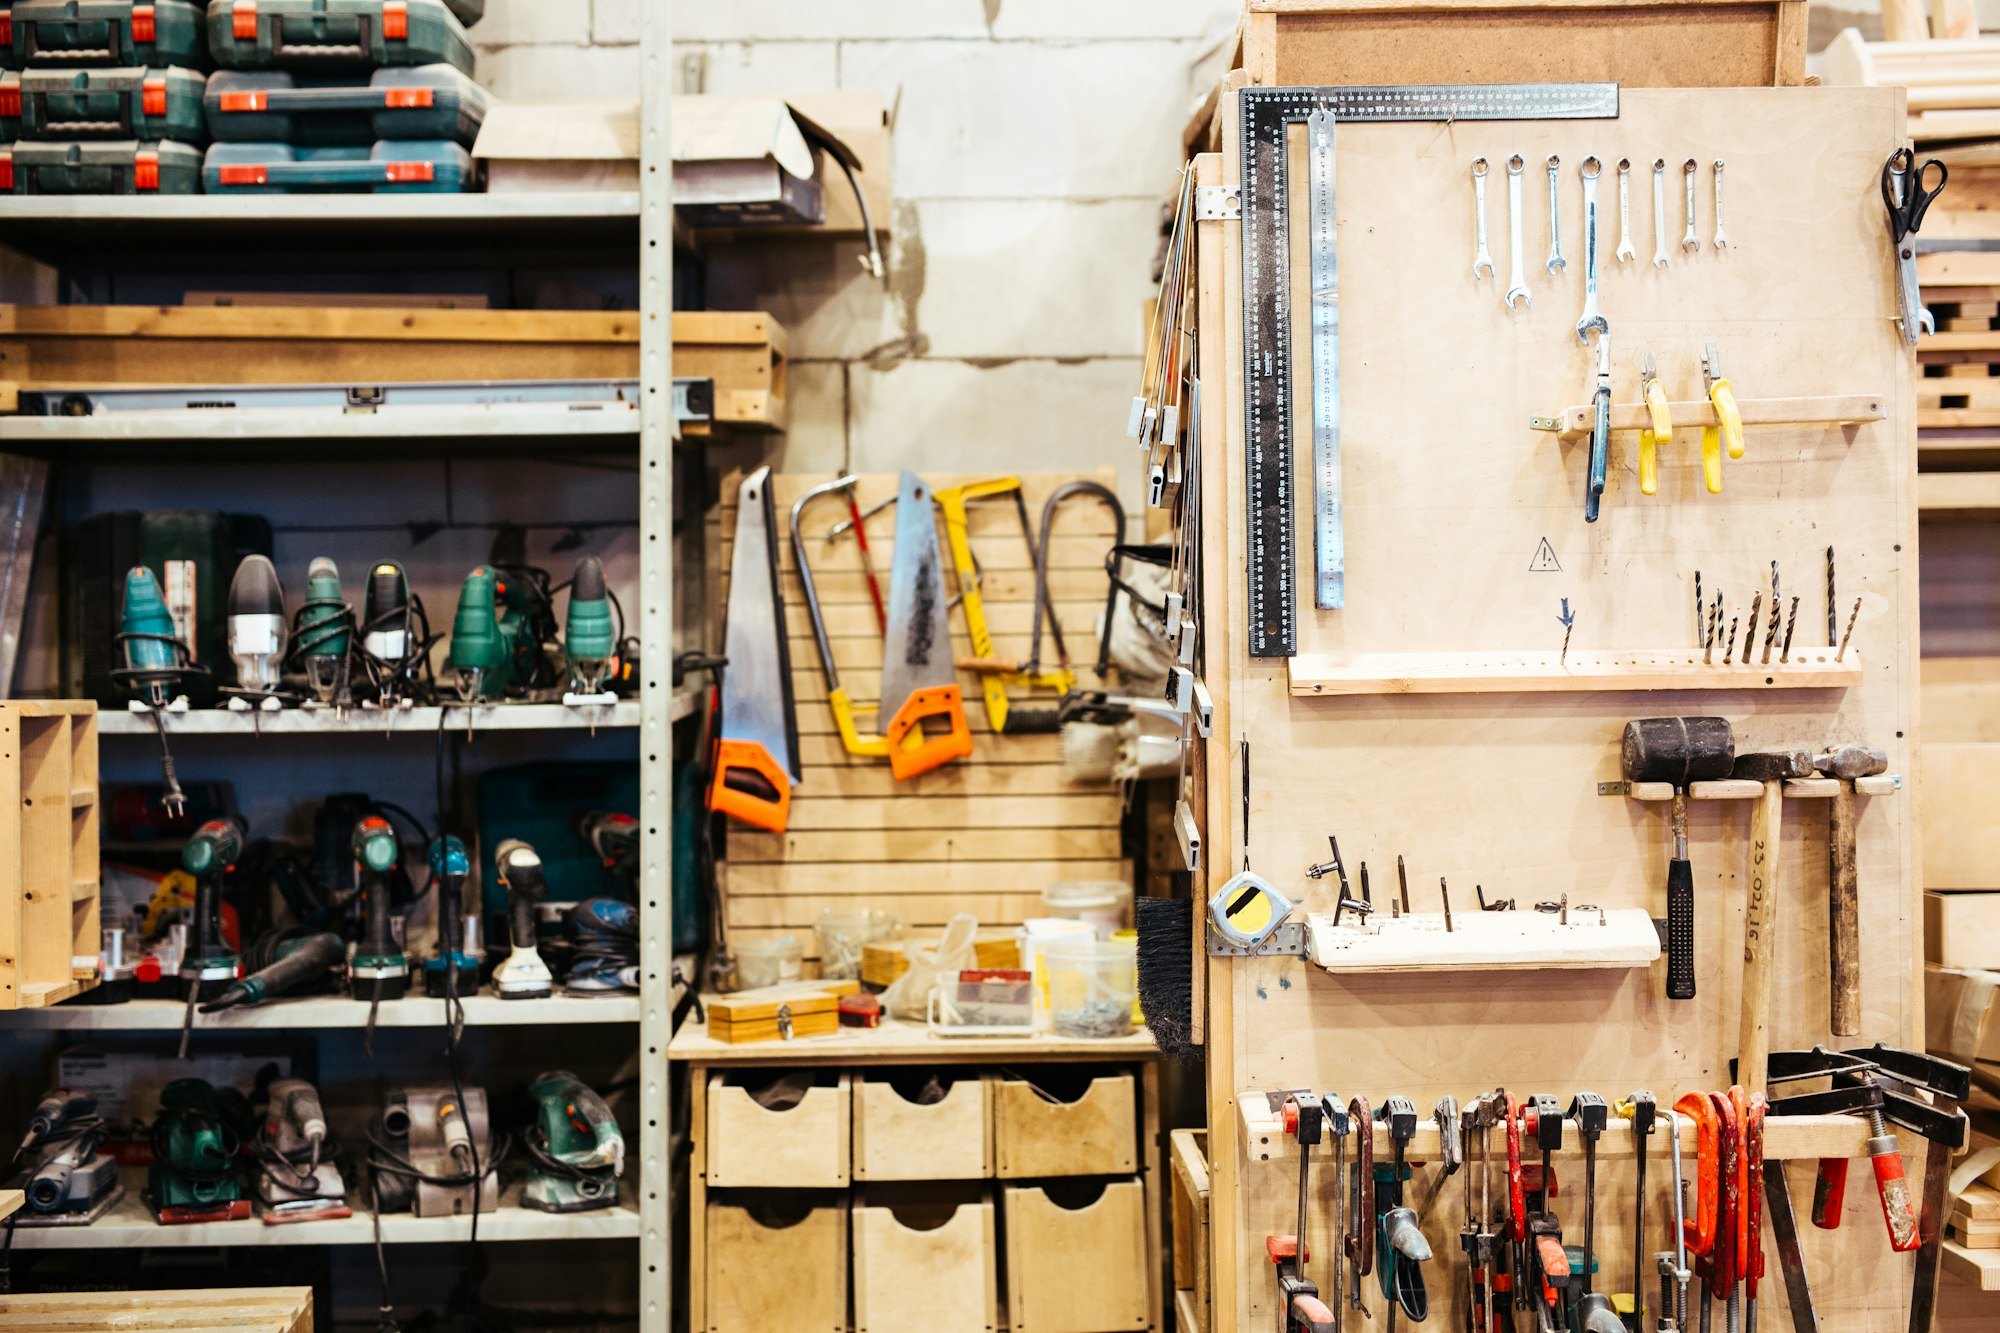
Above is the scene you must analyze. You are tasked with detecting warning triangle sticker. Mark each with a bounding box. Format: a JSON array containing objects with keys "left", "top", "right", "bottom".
[{"left": 1529, "top": 538, "right": 1561, "bottom": 572}]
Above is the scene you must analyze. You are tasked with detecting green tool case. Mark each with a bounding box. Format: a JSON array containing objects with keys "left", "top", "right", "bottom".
[
  {"left": 207, "top": 0, "right": 473, "bottom": 75},
  {"left": 202, "top": 136, "right": 469, "bottom": 191},
  {"left": 204, "top": 63, "right": 483, "bottom": 145},
  {"left": 1, "top": 137, "right": 200, "bottom": 191},
  {"left": 10, "top": 0, "right": 207, "bottom": 69},
  {"left": 12, "top": 66, "right": 206, "bottom": 141}
]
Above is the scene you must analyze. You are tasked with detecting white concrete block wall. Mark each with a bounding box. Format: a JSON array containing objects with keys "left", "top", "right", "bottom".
[{"left": 474, "top": 0, "right": 1238, "bottom": 489}]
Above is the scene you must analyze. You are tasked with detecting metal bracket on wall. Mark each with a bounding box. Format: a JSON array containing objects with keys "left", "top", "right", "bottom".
[
  {"left": 1196, "top": 185, "right": 1241, "bottom": 221},
  {"left": 1206, "top": 919, "right": 1309, "bottom": 958}
]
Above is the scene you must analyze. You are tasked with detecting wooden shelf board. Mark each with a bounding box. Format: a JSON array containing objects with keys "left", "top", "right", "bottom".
[
  {"left": 1305, "top": 907, "right": 1660, "bottom": 973},
  {"left": 1289, "top": 650, "right": 1862, "bottom": 696},
  {"left": 1622, "top": 774, "right": 1902, "bottom": 800},
  {"left": 668, "top": 1011, "right": 1159, "bottom": 1066},
  {"left": 1535, "top": 394, "right": 1884, "bottom": 441},
  {"left": 11, "top": 977, "right": 92, "bottom": 1010},
  {"left": 97, "top": 700, "right": 640, "bottom": 736},
  {"left": 1921, "top": 471, "right": 2000, "bottom": 511},
  {"left": 1946, "top": 1236, "right": 2000, "bottom": 1291}
]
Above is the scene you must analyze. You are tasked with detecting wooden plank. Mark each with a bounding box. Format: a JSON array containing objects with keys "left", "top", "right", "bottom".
[
  {"left": 1920, "top": 472, "right": 2000, "bottom": 510},
  {"left": 1541, "top": 393, "right": 1885, "bottom": 439},
  {"left": 1924, "top": 744, "right": 2000, "bottom": 890},
  {"left": 727, "top": 893, "right": 1070, "bottom": 929},
  {"left": 1923, "top": 656, "right": 2000, "bottom": 740},
  {"left": 1922, "top": 252, "right": 2000, "bottom": 287},
  {"left": 1288, "top": 649, "right": 1862, "bottom": 695},
  {"left": 721, "top": 859, "right": 1129, "bottom": 896},
  {"left": 1943, "top": 1235, "right": 2000, "bottom": 1290},
  {"left": 0, "top": 1289, "right": 312, "bottom": 1333},
  {"left": 787, "top": 793, "right": 1123, "bottom": 830},
  {"left": 725, "top": 825, "right": 1122, "bottom": 863},
  {"left": 669, "top": 1011, "right": 1160, "bottom": 1065}
]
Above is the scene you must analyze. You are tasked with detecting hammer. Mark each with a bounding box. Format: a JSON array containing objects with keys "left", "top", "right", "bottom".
[
  {"left": 1729, "top": 747, "right": 1814, "bottom": 1091},
  {"left": 1622, "top": 717, "right": 1735, "bottom": 1000},
  {"left": 1816, "top": 742, "right": 1888, "bottom": 1036}
]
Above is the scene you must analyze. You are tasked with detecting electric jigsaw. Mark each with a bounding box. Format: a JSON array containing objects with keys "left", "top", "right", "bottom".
[
  {"left": 562, "top": 555, "right": 618, "bottom": 704},
  {"left": 448, "top": 565, "right": 533, "bottom": 702},
  {"left": 224, "top": 554, "right": 288, "bottom": 710}
]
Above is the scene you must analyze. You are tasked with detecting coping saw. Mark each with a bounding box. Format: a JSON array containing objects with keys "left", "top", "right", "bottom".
[
  {"left": 707, "top": 466, "right": 801, "bottom": 832},
  {"left": 791, "top": 475, "right": 890, "bottom": 761}
]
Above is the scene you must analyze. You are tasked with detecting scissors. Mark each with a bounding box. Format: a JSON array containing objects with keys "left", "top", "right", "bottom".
[{"left": 1882, "top": 146, "right": 1947, "bottom": 346}]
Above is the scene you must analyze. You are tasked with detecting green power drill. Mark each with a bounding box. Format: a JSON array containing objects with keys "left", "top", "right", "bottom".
[
  {"left": 562, "top": 555, "right": 617, "bottom": 703},
  {"left": 146, "top": 1078, "right": 250, "bottom": 1224},
  {"left": 448, "top": 565, "right": 531, "bottom": 702},
  {"left": 521, "top": 1070, "right": 624, "bottom": 1212}
]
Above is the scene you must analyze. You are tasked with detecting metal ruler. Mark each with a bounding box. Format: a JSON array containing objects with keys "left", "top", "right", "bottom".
[
  {"left": 1238, "top": 83, "right": 1620, "bottom": 656},
  {"left": 16, "top": 377, "right": 717, "bottom": 425}
]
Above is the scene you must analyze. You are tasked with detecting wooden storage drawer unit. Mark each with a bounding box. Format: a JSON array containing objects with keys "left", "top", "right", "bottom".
[
  {"left": 1002, "top": 1179, "right": 1149, "bottom": 1332},
  {"left": 993, "top": 1070, "right": 1136, "bottom": 1178},
  {"left": 853, "top": 1071, "right": 992, "bottom": 1181},
  {"left": 704, "top": 1200, "right": 846, "bottom": 1333},
  {"left": 853, "top": 1194, "right": 998, "bottom": 1332},
  {"left": 1170, "top": 1128, "right": 1210, "bottom": 1333},
  {"left": 0, "top": 701, "right": 99, "bottom": 1010},
  {"left": 704, "top": 1071, "right": 850, "bottom": 1188}
]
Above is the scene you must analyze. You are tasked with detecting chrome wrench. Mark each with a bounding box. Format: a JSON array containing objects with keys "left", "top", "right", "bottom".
[
  {"left": 1576, "top": 157, "right": 1608, "bottom": 344},
  {"left": 1651, "top": 158, "right": 1670, "bottom": 269},
  {"left": 1546, "top": 154, "right": 1566, "bottom": 274},
  {"left": 1682, "top": 158, "right": 1701, "bottom": 254},
  {"left": 1713, "top": 159, "right": 1728, "bottom": 250},
  {"left": 1615, "top": 157, "right": 1635, "bottom": 262},
  {"left": 1505, "top": 155, "right": 1530, "bottom": 309},
  {"left": 1472, "top": 157, "right": 1495, "bottom": 280}
]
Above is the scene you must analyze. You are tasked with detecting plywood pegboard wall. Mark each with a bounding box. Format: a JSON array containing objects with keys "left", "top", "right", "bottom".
[
  {"left": 1192, "top": 87, "right": 1922, "bottom": 1329},
  {"left": 716, "top": 469, "right": 1133, "bottom": 965}
]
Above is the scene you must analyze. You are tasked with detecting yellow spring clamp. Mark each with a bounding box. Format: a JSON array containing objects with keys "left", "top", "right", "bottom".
[
  {"left": 1701, "top": 342, "right": 1744, "bottom": 494},
  {"left": 1638, "top": 354, "right": 1673, "bottom": 496}
]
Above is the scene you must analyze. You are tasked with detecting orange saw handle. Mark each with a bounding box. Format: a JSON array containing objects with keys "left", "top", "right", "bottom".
[
  {"left": 707, "top": 738, "right": 793, "bottom": 833},
  {"left": 885, "top": 684, "right": 973, "bottom": 781}
]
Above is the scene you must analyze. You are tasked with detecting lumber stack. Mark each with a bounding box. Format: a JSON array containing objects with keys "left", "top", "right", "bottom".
[{"left": 1823, "top": 28, "right": 2000, "bottom": 165}]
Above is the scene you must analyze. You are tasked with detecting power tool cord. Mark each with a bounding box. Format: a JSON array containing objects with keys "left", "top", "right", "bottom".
[{"left": 249, "top": 1119, "right": 343, "bottom": 1198}]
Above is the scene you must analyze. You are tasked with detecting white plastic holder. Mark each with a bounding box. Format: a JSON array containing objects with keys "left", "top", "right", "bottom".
[{"left": 1305, "top": 906, "right": 1661, "bottom": 973}]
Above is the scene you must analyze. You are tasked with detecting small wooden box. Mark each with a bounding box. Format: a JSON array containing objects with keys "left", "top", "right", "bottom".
[
  {"left": 705, "top": 1071, "right": 851, "bottom": 1188},
  {"left": 853, "top": 1194, "right": 998, "bottom": 1332},
  {"left": 853, "top": 1072, "right": 992, "bottom": 1181},
  {"left": 860, "top": 935, "right": 1022, "bottom": 989},
  {"left": 0, "top": 701, "right": 98, "bottom": 1010},
  {"left": 993, "top": 1072, "right": 1136, "bottom": 1178},
  {"left": 1002, "top": 1180, "right": 1149, "bottom": 1332},
  {"left": 1170, "top": 1128, "right": 1210, "bottom": 1332},
  {"left": 705, "top": 988, "right": 841, "bottom": 1044},
  {"left": 672, "top": 311, "right": 787, "bottom": 434},
  {"left": 705, "top": 1200, "right": 847, "bottom": 1333}
]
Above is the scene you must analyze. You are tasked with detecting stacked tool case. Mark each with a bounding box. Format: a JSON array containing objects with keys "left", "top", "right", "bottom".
[
  {"left": 1, "top": 1, "right": 208, "bottom": 194},
  {"left": 201, "top": 0, "right": 486, "bottom": 193}
]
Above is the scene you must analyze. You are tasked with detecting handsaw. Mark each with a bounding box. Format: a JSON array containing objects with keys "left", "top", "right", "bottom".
[
  {"left": 879, "top": 471, "right": 974, "bottom": 779},
  {"left": 707, "top": 466, "right": 801, "bottom": 831}
]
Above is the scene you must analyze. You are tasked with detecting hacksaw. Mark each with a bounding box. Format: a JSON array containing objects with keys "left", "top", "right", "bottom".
[{"left": 1236, "top": 83, "right": 1620, "bottom": 657}]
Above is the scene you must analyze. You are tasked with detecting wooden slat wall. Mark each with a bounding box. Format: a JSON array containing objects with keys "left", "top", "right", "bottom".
[{"left": 717, "top": 469, "right": 1132, "bottom": 963}]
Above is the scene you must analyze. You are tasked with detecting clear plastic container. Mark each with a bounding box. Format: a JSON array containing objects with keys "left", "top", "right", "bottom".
[
  {"left": 734, "top": 934, "right": 804, "bottom": 990},
  {"left": 1017, "top": 917, "right": 1094, "bottom": 1017},
  {"left": 1042, "top": 936, "right": 1138, "bottom": 1039},
  {"left": 1042, "top": 880, "right": 1133, "bottom": 938},
  {"left": 815, "top": 908, "right": 899, "bottom": 980}
]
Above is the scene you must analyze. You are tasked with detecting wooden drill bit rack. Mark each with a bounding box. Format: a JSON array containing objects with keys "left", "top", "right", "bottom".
[{"left": 1288, "top": 649, "right": 1863, "bottom": 696}]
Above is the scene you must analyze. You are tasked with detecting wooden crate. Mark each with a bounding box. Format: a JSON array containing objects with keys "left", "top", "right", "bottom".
[
  {"left": 1002, "top": 1179, "right": 1150, "bottom": 1333},
  {"left": 705, "top": 1070, "right": 851, "bottom": 1188},
  {"left": 0, "top": 1287, "right": 312, "bottom": 1332},
  {"left": 992, "top": 1071, "right": 1136, "bottom": 1178},
  {"left": 0, "top": 306, "right": 786, "bottom": 433},
  {"left": 0, "top": 700, "right": 97, "bottom": 1010},
  {"left": 853, "top": 1071, "right": 993, "bottom": 1180},
  {"left": 1169, "top": 1129, "right": 1210, "bottom": 1333},
  {"left": 1234, "top": 0, "right": 1807, "bottom": 91},
  {"left": 715, "top": 471, "right": 1132, "bottom": 967},
  {"left": 705, "top": 1200, "right": 847, "bottom": 1333},
  {"left": 853, "top": 1193, "right": 998, "bottom": 1333},
  {"left": 1925, "top": 891, "right": 2000, "bottom": 967}
]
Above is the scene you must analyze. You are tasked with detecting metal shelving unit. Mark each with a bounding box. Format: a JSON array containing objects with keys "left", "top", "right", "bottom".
[
  {"left": 0, "top": 406, "right": 638, "bottom": 448},
  {"left": 97, "top": 701, "right": 644, "bottom": 736},
  {"left": 0, "top": 994, "right": 640, "bottom": 1030}
]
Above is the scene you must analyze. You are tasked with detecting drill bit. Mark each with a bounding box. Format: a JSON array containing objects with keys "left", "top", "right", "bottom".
[
  {"left": 1725, "top": 614, "right": 1739, "bottom": 665},
  {"left": 1780, "top": 596, "right": 1800, "bottom": 662},
  {"left": 1559, "top": 597, "right": 1576, "bottom": 665},
  {"left": 1837, "top": 596, "right": 1862, "bottom": 661},
  {"left": 1761, "top": 590, "right": 1780, "bottom": 665},
  {"left": 1440, "top": 878, "right": 1454, "bottom": 932},
  {"left": 1743, "top": 593, "right": 1761, "bottom": 668},
  {"left": 1826, "top": 546, "right": 1836, "bottom": 645},
  {"left": 1704, "top": 596, "right": 1720, "bottom": 664},
  {"left": 1397, "top": 854, "right": 1411, "bottom": 913},
  {"left": 1694, "top": 571, "right": 1703, "bottom": 645}
]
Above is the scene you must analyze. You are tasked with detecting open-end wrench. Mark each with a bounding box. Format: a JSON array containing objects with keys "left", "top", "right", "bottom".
[
  {"left": 1576, "top": 157, "right": 1608, "bottom": 345},
  {"left": 1682, "top": 158, "right": 1701, "bottom": 254},
  {"left": 1506, "top": 155, "right": 1531, "bottom": 309},
  {"left": 1472, "top": 157, "right": 1495, "bottom": 280},
  {"left": 1652, "top": 158, "right": 1671, "bottom": 269},
  {"left": 1616, "top": 157, "right": 1636, "bottom": 262},
  {"left": 1713, "top": 159, "right": 1728, "bottom": 250},
  {"left": 1546, "top": 154, "right": 1566, "bottom": 274}
]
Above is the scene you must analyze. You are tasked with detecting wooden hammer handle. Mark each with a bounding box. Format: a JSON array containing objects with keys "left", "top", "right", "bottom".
[
  {"left": 1739, "top": 781, "right": 1781, "bottom": 1090},
  {"left": 1828, "top": 783, "right": 1862, "bottom": 1037}
]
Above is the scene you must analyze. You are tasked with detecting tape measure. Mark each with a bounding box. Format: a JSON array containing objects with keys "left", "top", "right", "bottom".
[{"left": 1206, "top": 870, "right": 1295, "bottom": 950}]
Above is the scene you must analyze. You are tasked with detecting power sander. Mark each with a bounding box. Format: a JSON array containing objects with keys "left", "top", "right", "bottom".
[
  {"left": 425, "top": 835, "right": 481, "bottom": 999},
  {"left": 8, "top": 1088, "right": 123, "bottom": 1226},
  {"left": 562, "top": 556, "right": 618, "bottom": 706},
  {"left": 250, "top": 1077, "right": 349, "bottom": 1223},
  {"left": 370, "top": 1086, "right": 501, "bottom": 1218},
  {"left": 522, "top": 1070, "right": 624, "bottom": 1213},
  {"left": 146, "top": 1077, "right": 251, "bottom": 1224},
  {"left": 349, "top": 815, "right": 409, "bottom": 1004},
  {"left": 493, "top": 839, "right": 554, "bottom": 1000}
]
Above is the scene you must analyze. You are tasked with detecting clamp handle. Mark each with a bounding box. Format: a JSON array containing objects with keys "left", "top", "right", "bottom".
[
  {"left": 1812, "top": 1157, "right": 1848, "bottom": 1230},
  {"left": 1674, "top": 1092, "right": 1722, "bottom": 1257},
  {"left": 1711, "top": 377, "right": 1745, "bottom": 460},
  {"left": 1639, "top": 375, "right": 1672, "bottom": 496},
  {"left": 1699, "top": 425, "right": 1725, "bottom": 494}
]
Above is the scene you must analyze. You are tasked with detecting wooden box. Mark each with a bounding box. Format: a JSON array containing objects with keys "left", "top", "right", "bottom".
[
  {"left": 0, "top": 1288, "right": 311, "bottom": 1332},
  {"left": 671, "top": 311, "right": 787, "bottom": 435},
  {"left": 853, "top": 1194, "right": 998, "bottom": 1332},
  {"left": 1169, "top": 1128, "right": 1210, "bottom": 1333},
  {"left": 1236, "top": 0, "right": 1806, "bottom": 89},
  {"left": 1001, "top": 1179, "right": 1149, "bottom": 1332},
  {"left": 704, "top": 988, "right": 841, "bottom": 1044},
  {"left": 705, "top": 1071, "right": 851, "bottom": 1188},
  {"left": 1927, "top": 893, "right": 2000, "bottom": 971},
  {"left": 853, "top": 1071, "right": 992, "bottom": 1181},
  {"left": 992, "top": 1072, "right": 1135, "bottom": 1178},
  {"left": 0, "top": 701, "right": 98, "bottom": 1010},
  {"left": 1923, "top": 743, "right": 2000, "bottom": 890},
  {"left": 704, "top": 1200, "right": 847, "bottom": 1333}
]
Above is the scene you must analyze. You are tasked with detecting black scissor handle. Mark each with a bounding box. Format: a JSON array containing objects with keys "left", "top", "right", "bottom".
[{"left": 1906, "top": 156, "right": 1949, "bottom": 235}]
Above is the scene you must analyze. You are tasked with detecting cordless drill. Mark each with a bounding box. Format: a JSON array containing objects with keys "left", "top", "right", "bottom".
[
  {"left": 349, "top": 816, "right": 409, "bottom": 1002},
  {"left": 425, "top": 835, "right": 481, "bottom": 999},
  {"left": 493, "top": 839, "right": 554, "bottom": 1000},
  {"left": 179, "top": 818, "right": 245, "bottom": 1000}
]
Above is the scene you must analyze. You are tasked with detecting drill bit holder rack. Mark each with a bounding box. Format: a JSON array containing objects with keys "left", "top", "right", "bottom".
[
  {"left": 1609, "top": 774, "right": 1902, "bottom": 801},
  {"left": 1305, "top": 907, "right": 1661, "bottom": 973},
  {"left": 1529, "top": 393, "right": 1885, "bottom": 442},
  {"left": 1288, "top": 649, "right": 1862, "bottom": 696}
]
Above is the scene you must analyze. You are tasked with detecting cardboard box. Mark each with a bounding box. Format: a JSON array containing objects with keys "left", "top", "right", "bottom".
[
  {"left": 1926, "top": 891, "right": 2000, "bottom": 970},
  {"left": 474, "top": 100, "right": 638, "bottom": 193},
  {"left": 57, "top": 1042, "right": 300, "bottom": 1124},
  {"left": 671, "top": 96, "right": 828, "bottom": 226}
]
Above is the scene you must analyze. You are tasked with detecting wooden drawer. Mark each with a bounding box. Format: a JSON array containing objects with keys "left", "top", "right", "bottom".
[
  {"left": 853, "top": 1071, "right": 992, "bottom": 1181},
  {"left": 704, "top": 1200, "right": 846, "bottom": 1333},
  {"left": 853, "top": 1194, "right": 998, "bottom": 1332},
  {"left": 704, "top": 1071, "right": 850, "bottom": 1188},
  {"left": 1170, "top": 1128, "right": 1209, "bottom": 1332},
  {"left": 993, "top": 1071, "right": 1136, "bottom": 1178},
  {"left": 1002, "top": 1180, "right": 1149, "bottom": 1332}
]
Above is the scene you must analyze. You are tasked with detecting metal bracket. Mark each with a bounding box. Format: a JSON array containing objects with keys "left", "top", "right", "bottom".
[
  {"left": 1206, "top": 919, "right": 1309, "bottom": 958},
  {"left": 1598, "top": 780, "right": 1633, "bottom": 796},
  {"left": 1196, "top": 185, "right": 1241, "bottom": 221}
]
